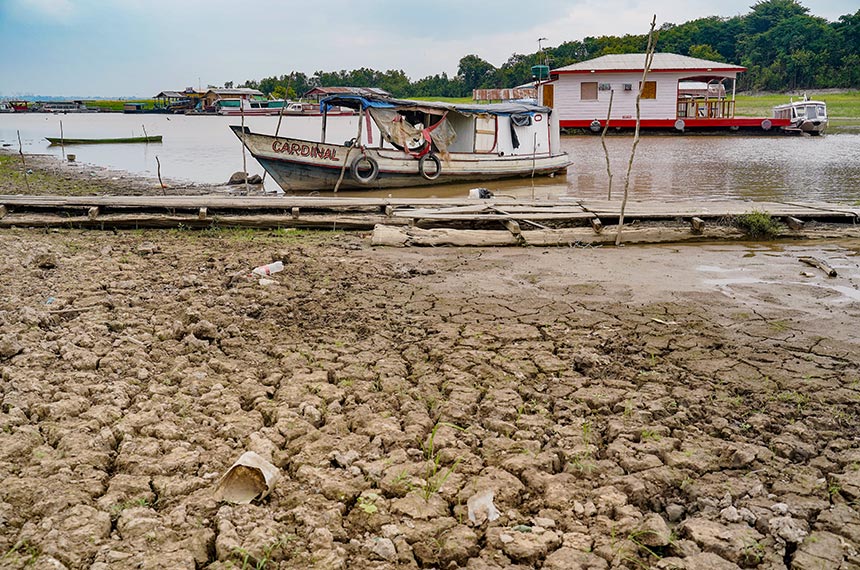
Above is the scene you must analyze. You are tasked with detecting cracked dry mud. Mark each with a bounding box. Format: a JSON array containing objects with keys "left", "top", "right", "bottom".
[{"left": 1, "top": 230, "right": 859, "bottom": 570}]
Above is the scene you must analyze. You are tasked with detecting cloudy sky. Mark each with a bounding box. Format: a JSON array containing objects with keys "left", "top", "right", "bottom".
[{"left": 0, "top": 0, "right": 855, "bottom": 96}]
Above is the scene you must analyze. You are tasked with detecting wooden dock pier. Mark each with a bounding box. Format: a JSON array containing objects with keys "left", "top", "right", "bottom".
[{"left": 0, "top": 194, "right": 857, "bottom": 246}]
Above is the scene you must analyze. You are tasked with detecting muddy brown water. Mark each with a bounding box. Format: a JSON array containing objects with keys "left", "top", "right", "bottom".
[{"left": 3, "top": 113, "right": 859, "bottom": 203}]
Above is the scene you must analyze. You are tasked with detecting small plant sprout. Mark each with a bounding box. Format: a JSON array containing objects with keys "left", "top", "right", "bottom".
[
  {"left": 421, "top": 422, "right": 466, "bottom": 501},
  {"left": 356, "top": 493, "right": 380, "bottom": 515}
]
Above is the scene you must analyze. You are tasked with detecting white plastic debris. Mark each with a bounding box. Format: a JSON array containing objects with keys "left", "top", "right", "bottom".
[
  {"left": 467, "top": 489, "right": 500, "bottom": 524},
  {"left": 214, "top": 451, "right": 280, "bottom": 503},
  {"left": 252, "top": 261, "right": 284, "bottom": 276}
]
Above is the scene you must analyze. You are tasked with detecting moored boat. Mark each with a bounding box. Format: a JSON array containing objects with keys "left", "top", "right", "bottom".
[
  {"left": 231, "top": 94, "right": 571, "bottom": 191},
  {"left": 45, "top": 136, "right": 163, "bottom": 145},
  {"left": 773, "top": 96, "right": 828, "bottom": 135}
]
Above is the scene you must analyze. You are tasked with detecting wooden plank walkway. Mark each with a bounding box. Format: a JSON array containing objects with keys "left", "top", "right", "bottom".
[{"left": 0, "top": 194, "right": 856, "bottom": 230}]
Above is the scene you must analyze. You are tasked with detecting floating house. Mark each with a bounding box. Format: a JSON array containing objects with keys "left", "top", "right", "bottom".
[
  {"left": 538, "top": 53, "right": 789, "bottom": 132},
  {"left": 201, "top": 88, "right": 264, "bottom": 109},
  {"left": 153, "top": 88, "right": 206, "bottom": 112}
]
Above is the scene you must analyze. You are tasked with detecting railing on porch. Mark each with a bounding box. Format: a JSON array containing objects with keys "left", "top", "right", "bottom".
[{"left": 677, "top": 99, "right": 735, "bottom": 119}]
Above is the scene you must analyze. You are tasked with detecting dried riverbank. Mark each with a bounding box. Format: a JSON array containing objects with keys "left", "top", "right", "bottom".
[{"left": 1, "top": 148, "right": 860, "bottom": 570}]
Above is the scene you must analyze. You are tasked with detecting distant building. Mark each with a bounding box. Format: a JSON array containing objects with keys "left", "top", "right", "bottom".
[
  {"left": 153, "top": 88, "right": 206, "bottom": 111},
  {"left": 202, "top": 88, "right": 264, "bottom": 109},
  {"left": 302, "top": 86, "right": 391, "bottom": 103},
  {"left": 537, "top": 53, "right": 779, "bottom": 131}
]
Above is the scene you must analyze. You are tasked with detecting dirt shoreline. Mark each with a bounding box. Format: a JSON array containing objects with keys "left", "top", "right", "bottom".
[{"left": 1, "top": 152, "right": 860, "bottom": 569}]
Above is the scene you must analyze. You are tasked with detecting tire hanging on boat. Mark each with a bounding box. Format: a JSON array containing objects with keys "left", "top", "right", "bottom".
[
  {"left": 350, "top": 155, "right": 379, "bottom": 185},
  {"left": 418, "top": 153, "right": 442, "bottom": 181}
]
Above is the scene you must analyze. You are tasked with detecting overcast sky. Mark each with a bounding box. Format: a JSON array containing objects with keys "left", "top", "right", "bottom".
[{"left": 1, "top": 0, "right": 856, "bottom": 97}]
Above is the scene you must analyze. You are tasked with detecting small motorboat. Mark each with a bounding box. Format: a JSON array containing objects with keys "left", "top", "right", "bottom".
[{"left": 773, "top": 96, "right": 828, "bottom": 135}]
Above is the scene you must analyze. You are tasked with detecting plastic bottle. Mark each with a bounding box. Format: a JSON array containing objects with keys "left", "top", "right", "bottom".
[{"left": 251, "top": 261, "right": 284, "bottom": 276}]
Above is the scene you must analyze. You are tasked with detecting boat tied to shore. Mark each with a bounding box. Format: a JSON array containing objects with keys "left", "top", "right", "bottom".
[
  {"left": 231, "top": 93, "right": 571, "bottom": 191},
  {"left": 772, "top": 96, "right": 828, "bottom": 135}
]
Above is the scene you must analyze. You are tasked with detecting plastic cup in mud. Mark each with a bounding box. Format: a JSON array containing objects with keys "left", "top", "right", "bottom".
[{"left": 251, "top": 261, "right": 284, "bottom": 276}]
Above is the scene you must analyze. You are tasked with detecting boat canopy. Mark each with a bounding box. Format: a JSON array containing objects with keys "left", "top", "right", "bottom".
[{"left": 319, "top": 94, "right": 552, "bottom": 117}]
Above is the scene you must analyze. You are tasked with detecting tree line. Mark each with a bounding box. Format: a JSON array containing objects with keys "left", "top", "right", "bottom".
[{"left": 237, "top": 1, "right": 859, "bottom": 98}]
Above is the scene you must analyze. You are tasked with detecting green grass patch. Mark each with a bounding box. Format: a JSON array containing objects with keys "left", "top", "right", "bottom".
[
  {"left": 735, "top": 91, "right": 860, "bottom": 127},
  {"left": 82, "top": 99, "right": 157, "bottom": 111},
  {"left": 733, "top": 210, "right": 781, "bottom": 239}
]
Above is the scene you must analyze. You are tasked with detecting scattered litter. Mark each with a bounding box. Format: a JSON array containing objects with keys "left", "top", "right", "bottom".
[
  {"left": 800, "top": 271, "right": 815, "bottom": 278},
  {"left": 214, "top": 451, "right": 280, "bottom": 504},
  {"left": 469, "top": 188, "right": 495, "bottom": 199},
  {"left": 45, "top": 297, "right": 55, "bottom": 305},
  {"left": 26, "top": 169, "right": 33, "bottom": 175},
  {"left": 252, "top": 261, "right": 284, "bottom": 276},
  {"left": 258, "top": 278, "right": 276, "bottom": 287},
  {"left": 650, "top": 318, "right": 678, "bottom": 326},
  {"left": 467, "top": 489, "right": 500, "bottom": 524}
]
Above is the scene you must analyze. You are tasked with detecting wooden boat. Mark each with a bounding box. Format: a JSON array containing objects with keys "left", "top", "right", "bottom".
[
  {"left": 231, "top": 94, "right": 571, "bottom": 191},
  {"left": 773, "top": 96, "right": 828, "bottom": 135},
  {"left": 45, "top": 135, "right": 163, "bottom": 145}
]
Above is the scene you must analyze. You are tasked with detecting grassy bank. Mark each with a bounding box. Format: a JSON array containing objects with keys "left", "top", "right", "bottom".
[{"left": 82, "top": 99, "right": 156, "bottom": 112}]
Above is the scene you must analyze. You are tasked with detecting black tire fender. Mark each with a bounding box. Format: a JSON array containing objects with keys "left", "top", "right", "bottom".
[
  {"left": 418, "top": 153, "right": 442, "bottom": 181},
  {"left": 350, "top": 155, "right": 379, "bottom": 185}
]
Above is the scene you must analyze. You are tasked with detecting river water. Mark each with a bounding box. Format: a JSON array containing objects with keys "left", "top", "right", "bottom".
[{"left": 2, "top": 113, "right": 859, "bottom": 203}]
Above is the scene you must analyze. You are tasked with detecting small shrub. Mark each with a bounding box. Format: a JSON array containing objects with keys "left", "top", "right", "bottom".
[{"left": 734, "top": 210, "right": 781, "bottom": 239}]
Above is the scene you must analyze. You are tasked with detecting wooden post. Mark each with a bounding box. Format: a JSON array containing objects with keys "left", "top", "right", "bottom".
[
  {"left": 291, "top": 207, "right": 299, "bottom": 219},
  {"left": 384, "top": 205, "right": 394, "bottom": 217},
  {"left": 0, "top": 205, "right": 7, "bottom": 219},
  {"left": 156, "top": 156, "right": 166, "bottom": 195},
  {"left": 690, "top": 217, "right": 705, "bottom": 234},
  {"left": 60, "top": 120, "right": 65, "bottom": 159},
  {"left": 87, "top": 206, "right": 100, "bottom": 220},
  {"left": 240, "top": 100, "right": 249, "bottom": 195},
  {"left": 786, "top": 216, "right": 805, "bottom": 230},
  {"left": 616, "top": 15, "right": 658, "bottom": 246},
  {"left": 17, "top": 131, "right": 31, "bottom": 193},
  {"left": 198, "top": 207, "right": 207, "bottom": 220},
  {"left": 590, "top": 217, "right": 604, "bottom": 234},
  {"left": 600, "top": 90, "right": 614, "bottom": 200}
]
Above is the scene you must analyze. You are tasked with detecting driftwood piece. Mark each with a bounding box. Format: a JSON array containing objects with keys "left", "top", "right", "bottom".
[
  {"left": 786, "top": 216, "right": 805, "bottom": 230},
  {"left": 0, "top": 205, "right": 7, "bottom": 219},
  {"left": 590, "top": 217, "right": 604, "bottom": 234},
  {"left": 198, "top": 207, "right": 207, "bottom": 220},
  {"left": 87, "top": 206, "right": 99, "bottom": 220},
  {"left": 371, "top": 224, "right": 744, "bottom": 248},
  {"left": 690, "top": 217, "right": 705, "bottom": 234},
  {"left": 798, "top": 256, "right": 837, "bottom": 277}
]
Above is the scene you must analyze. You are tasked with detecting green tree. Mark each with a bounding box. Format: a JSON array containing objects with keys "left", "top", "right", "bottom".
[{"left": 457, "top": 55, "right": 498, "bottom": 92}]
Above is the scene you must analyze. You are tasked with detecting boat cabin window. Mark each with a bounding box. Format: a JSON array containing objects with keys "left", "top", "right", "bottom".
[{"left": 581, "top": 82, "right": 598, "bottom": 101}]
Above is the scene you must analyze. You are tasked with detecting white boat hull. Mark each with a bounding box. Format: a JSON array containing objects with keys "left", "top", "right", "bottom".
[{"left": 231, "top": 126, "right": 571, "bottom": 191}]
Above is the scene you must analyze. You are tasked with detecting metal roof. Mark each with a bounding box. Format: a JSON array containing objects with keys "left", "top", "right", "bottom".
[
  {"left": 205, "top": 88, "right": 264, "bottom": 96},
  {"left": 553, "top": 53, "right": 745, "bottom": 74},
  {"left": 303, "top": 86, "right": 391, "bottom": 97}
]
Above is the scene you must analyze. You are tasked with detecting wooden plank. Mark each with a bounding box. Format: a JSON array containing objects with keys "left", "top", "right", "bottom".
[
  {"left": 87, "top": 206, "right": 99, "bottom": 220},
  {"left": 0, "top": 212, "right": 406, "bottom": 230},
  {"left": 395, "top": 212, "right": 595, "bottom": 221},
  {"left": 590, "top": 217, "right": 603, "bottom": 234}
]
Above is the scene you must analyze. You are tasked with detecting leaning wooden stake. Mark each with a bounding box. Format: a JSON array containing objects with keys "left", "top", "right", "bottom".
[
  {"left": 17, "top": 131, "right": 31, "bottom": 192},
  {"left": 600, "top": 90, "right": 614, "bottom": 200},
  {"left": 617, "top": 15, "right": 658, "bottom": 246},
  {"left": 155, "top": 156, "right": 166, "bottom": 195},
  {"left": 240, "top": 101, "right": 249, "bottom": 194},
  {"left": 59, "top": 120, "right": 65, "bottom": 159}
]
